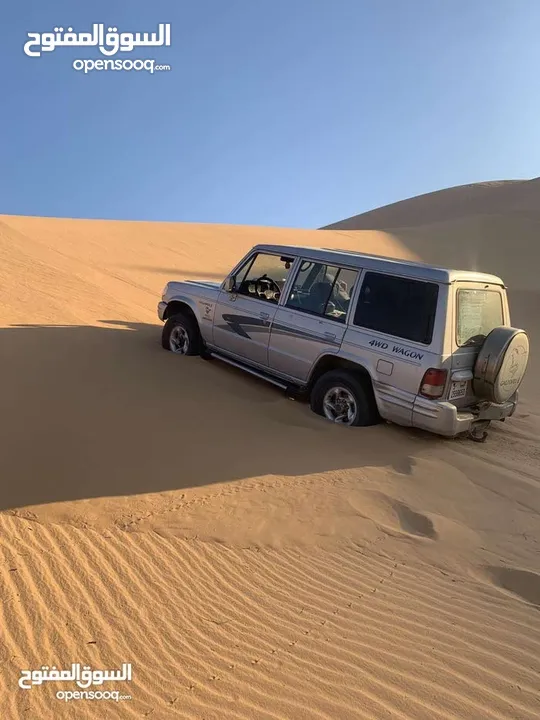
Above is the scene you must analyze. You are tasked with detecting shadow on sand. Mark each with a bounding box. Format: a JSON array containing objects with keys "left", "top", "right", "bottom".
[{"left": 0, "top": 321, "right": 436, "bottom": 512}]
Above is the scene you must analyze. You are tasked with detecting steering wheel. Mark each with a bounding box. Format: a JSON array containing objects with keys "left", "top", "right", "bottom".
[{"left": 254, "top": 275, "right": 281, "bottom": 298}]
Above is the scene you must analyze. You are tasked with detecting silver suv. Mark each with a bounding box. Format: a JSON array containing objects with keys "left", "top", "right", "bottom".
[{"left": 158, "top": 244, "right": 529, "bottom": 442}]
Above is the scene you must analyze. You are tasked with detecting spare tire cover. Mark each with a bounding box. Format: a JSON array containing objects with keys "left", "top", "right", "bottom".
[{"left": 473, "top": 327, "right": 529, "bottom": 404}]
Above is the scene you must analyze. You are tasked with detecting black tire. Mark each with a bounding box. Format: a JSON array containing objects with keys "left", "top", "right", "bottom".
[
  {"left": 472, "top": 326, "right": 529, "bottom": 404},
  {"left": 161, "top": 313, "right": 201, "bottom": 356},
  {"left": 310, "top": 370, "right": 379, "bottom": 427}
]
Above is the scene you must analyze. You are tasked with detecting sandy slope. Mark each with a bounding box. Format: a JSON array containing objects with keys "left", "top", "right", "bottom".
[{"left": 0, "top": 196, "right": 539, "bottom": 719}]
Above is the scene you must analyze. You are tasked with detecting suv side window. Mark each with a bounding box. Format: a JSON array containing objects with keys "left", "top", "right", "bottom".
[
  {"left": 234, "top": 252, "right": 293, "bottom": 304},
  {"left": 286, "top": 261, "right": 358, "bottom": 323},
  {"left": 354, "top": 272, "right": 438, "bottom": 344}
]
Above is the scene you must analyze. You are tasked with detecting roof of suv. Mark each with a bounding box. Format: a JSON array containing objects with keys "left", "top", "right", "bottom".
[{"left": 253, "top": 244, "right": 505, "bottom": 286}]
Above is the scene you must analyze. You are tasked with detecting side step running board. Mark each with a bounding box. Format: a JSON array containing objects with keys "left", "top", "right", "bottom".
[{"left": 208, "top": 352, "right": 288, "bottom": 390}]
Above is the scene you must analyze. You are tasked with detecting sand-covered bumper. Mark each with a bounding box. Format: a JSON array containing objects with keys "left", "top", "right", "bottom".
[{"left": 413, "top": 394, "right": 518, "bottom": 437}]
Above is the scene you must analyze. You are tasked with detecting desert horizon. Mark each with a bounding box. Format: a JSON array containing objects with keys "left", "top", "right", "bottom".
[{"left": 0, "top": 179, "right": 539, "bottom": 718}]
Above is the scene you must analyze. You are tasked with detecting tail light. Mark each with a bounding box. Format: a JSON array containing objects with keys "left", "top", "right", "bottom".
[{"left": 419, "top": 368, "right": 448, "bottom": 399}]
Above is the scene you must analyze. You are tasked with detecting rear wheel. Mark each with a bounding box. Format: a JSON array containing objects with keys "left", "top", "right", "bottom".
[
  {"left": 161, "top": 313, "right": 201, "bottom": 356},
  {"left": 310, "top": 370, "right": 379, "bottom": 427}
]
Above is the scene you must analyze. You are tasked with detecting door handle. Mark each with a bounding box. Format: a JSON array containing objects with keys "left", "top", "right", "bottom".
[
  {"left": 260, "top": 311, "right": 270, "bottom": 320},
  {"left": 324, "top": 331, "right": 336, "bottom": 340}
]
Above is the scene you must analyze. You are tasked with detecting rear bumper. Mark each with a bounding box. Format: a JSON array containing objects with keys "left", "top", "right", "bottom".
[
  {"left": 412, "top": 394, "right": 518, "bottom": 437},
  {"left": 158, "top": 301, "right": 167, "bottom": 321}
]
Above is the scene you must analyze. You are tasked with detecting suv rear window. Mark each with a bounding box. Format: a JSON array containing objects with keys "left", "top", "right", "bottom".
[
  {"left": 353, "top": 272, "right": 438, "bottom": 344},
  {"left": 456, "top": 288, "right": 504, "bottom": 346}
]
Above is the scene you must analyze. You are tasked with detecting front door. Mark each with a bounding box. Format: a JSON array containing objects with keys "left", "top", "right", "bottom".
[
  {"left": 268, "top": 260, "right": 358, "bottom": 381},
  {"left": 213, "top": 251, "right": 294, "bottom": 366}
]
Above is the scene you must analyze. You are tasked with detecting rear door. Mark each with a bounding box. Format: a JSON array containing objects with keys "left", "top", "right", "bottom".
[
  {"left": 268, "top": 260, "right": 358, "bottom": 382},
  {"left": 449, "top": 282, "right": 508, "bottom": 407},
  {"left": 342, "top": 271, "right": 441, "bottom": 426}
]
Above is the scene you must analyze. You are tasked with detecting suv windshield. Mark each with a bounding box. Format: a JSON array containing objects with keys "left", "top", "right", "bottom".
[{"left": 457, "top": 288, "right": 504, "bottom": 346}]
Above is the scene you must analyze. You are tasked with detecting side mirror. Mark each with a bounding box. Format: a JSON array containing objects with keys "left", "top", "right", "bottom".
[{"left": 224, "top": 276, "right": 236, "bottom": 293}]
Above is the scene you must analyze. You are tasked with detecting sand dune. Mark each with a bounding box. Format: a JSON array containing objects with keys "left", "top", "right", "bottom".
[
  {"left": 0, "top": 189, "right": 539, "bottom": 719},
  {"left": 322, "top": 178, "right": 540, "bottom": 230}
]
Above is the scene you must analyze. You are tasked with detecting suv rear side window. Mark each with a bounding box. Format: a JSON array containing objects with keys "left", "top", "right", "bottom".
[
  {"left": 457, "top": 288, "right": 504, "bottom": 346},
  {"left": 354, "top": 272, "right": 438, "bottom": 344},
  {"left": 286, "top": 261, "right": 358, "bottom": 323}
]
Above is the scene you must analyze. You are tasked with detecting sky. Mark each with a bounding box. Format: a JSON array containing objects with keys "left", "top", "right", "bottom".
[{"left": 1, "top": 0, "right": 539, "bottom": 228}]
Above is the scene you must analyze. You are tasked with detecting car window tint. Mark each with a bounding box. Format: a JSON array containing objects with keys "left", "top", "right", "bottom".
[
  {"left": 325, "top": 268, "right": 358, "bottom": 322},
  {"left": 286, "top": 262, "right": 358, "bottom": 322},
  {"left": 354, "top": 272, "right": 438, "bottom": 344}
]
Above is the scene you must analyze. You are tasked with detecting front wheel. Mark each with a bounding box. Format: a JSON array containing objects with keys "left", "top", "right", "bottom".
[
  {"left": 310, "top": 370, "right": 379, "bottom": 427},
  {"left": 161, "top": 313, "right": 201, "bottom": 356}
]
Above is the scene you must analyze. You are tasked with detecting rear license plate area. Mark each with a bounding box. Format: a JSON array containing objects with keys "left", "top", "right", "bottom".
[{"left": 449, "top": 380, "right": 468, "bottom": 400}]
